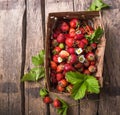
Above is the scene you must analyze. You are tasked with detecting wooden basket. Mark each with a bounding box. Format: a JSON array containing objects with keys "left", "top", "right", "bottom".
[{"left": 45, "top": 11, "right": 106, "bottom": 94}]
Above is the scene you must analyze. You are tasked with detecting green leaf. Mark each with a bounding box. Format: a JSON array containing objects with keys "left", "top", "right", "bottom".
[
  {"left": 89, "top": 0, "right": 109, "bottom": 11},
  {"left": 21, "top": 72, "right": 36, "bottom": 82},
  {"left": 57, "top": 97, "right": 69, "bottom": 115},
  {"left": 71, "top": 82, "right": 87, "bottom": 100},
  {"left": 39, "top": 88, "right": 48, "bottom": 98},
  {"left": 65, "top": 72, "right": 100, "bottom": 100},
  {"left": 65, "top": 72, "right": 85, "bottom": 84},
  {"left": 85, "top": 27, "right": 104, "bottom": 43},
  {"left": 32, "top": 50, "right": 45, "bottom": 66},
  {"left": 30, "top": 67, "right": 45, "bottom": 81},
  {"left": 86, "top": 76, "right": 100, "bottom": 94}
]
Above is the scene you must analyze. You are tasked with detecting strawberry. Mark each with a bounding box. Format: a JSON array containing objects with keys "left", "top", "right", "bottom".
[
  {"left": 78, "top": 41, "right": 85, "bottom": 49},
  {"left": 69, "top": 28, "right": 76, "bottom": 37},
  {"left": 50, "top": 61, "right": 57, "bottom": 70},
  {"left": 66, "top": 84, "right": 73, "bottom": 93},
  {"left": 74, "top": 34, "right": 84, "bottom": 40},
  {"left": 88, "top": 65, "right": 97, "bottom": 73},
  {"left": 84, "top": 59, "right": 90, "bottom": 67},
  {"left": 56, "top": 85, "right": 65, "bottom": 92},
  {"left": 67, "top": 47, "right": 75, "bottom": 54},
  {"left": 56, "top": 73, "right": 64, "bottom": 81},
  {"left": 90, "top": 43, "right": 97, "bottom": 49},
  {"left": 53, "top": 29, "right": 61, "bottom": 38},
  {"left": 57, "top": 64, "right": 64, "bottom": 73},
  {"left": 79, "top": 27, "right": 86, "bottom": 34},
  {"left": 74, "top": 62, "right": 83, "bottom": 69},
  {"left": 59, "top": 50, "right": 69, "bottom": 58},
  {"left": 52, "top": 55, "right": 59, "bottom": 63},
  {"left": 59, "top": 43, "right": 65, "bottom": 49},
  {"left": 91, "top": 61, "right": 95, "bottom": 65},
  {"left": 64, "top": 64, "right": 75, "bottom": 72},
  {"left": 60, "top": 22, "right": 69, "bottom": 32},
  {"left": 51, "top": 39, "right": 58, "bottom": 47},
  {"left": 70, "top": 18, "right": 79, "bottom": 28},
  {"left": 57, "top": 33, "right": 65, "bottom": 43},
  {"left": 58, "top": 79, "right": 68, "bottom": 87},
  {"left": 78, "top": 66, "right": 84, "bottom": 72},
  {"left": 43, "top": 96, "right": 53, "bottom": 104},
  {"left": 83, "top": 69, "right": 91, "bottom": 75},
  {"left": 68, "top": 54, "right": 78, "bottom": 64},
  {"left": 50, "top": 74, "right": 57, "bottom": 84},
  {"left": 81, "top": 38, "right": 88, "bottom": 45},
  {"left": 52, "top": 46, "right": 62, "bottom": 54},
  {"left": 53, "top": 99, "right": 61, "bottom": 108},
  {"left": 86, "top": 52, "right": 95, "bottom": 61},
  {"left": 65, "top": 38, "right": 74, "bottom": 47}
]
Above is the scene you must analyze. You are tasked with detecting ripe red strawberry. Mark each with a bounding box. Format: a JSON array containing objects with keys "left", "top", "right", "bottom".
[
  {"left": 59, "top": 43, "right": 65, "bottom": 49},
  {"left": 56, "top": 85, "right": 65, "bottom": 92},
  {"left": 78, "top": 41, "right": 85, "bottom": 49},
  {"left": 91, "top": 61, "right": 95, "bottom": 65},
  {"left": 88, "top": 65, "right": 97, "bottom": 73},
  {"left": 67, "top": 47, "right": 75, "bottom": 54},
  {"left": 57, "top": 33, "right": 65, "bottom": 43},
  {"left": 57, "top": 64, "right": 64, "bottom": 73},
  {"left": 90, "top": 43, "right": 97, "bottom": 49},
  {"left": 83, "top": 69, "right": 91, "bottom": 75},
  {"left": 74, "top": 34, "right": 84, "bottom": 40},
  {"left": 64, "top": 64, "right": 75, "bottom": 72},
  {"left": 84, "top": 59, "right": 90, "bottom": 67},
  {"left": 86, "top": 52, "right": 95, "bottom": 61},
  {"left": 70, "top": 18, "right": 79, "bottom": 28},
  {"left": 60, "top": 22, "right": 69, "bottom": 32},
  {"left": 51, "top": 39, "right": 58, "bottom": 47},
  {"left": 50, "top": 61, "right": 57, "bottom": 70},
  {"left": 81, "top": 38, "right": 88, "bottom": 45},
  {"left": 65, "top": 38, "right": 74, "bottom": 47},
  {"left": 78, "top": 66, "right": 84, "bottom": 73},
  {"left": 74, "top": 62, "right": 83, "bottom": 69},
  {"left": 53, "top": 29, "right": 61, "bottom": 38},
  {"left": 58, "top": 79, "right": 68, "bottom": 87},
  {"left": 79, "top": 27, "right": 86, "bottom": 34},
  {"left": 52, "top": 46, "right": 62, "bottom": 54},
  {"left": 43, "top": 96, "right": 53, "bottom": 104},
  {"left": 66, "top": 84, "right": 73, "bottom": 93},
  {"left": 68, "top": 54, "right": 78, "bottom": 64},
  {"left": 53, "top": 99, "right": 61, "bottom": 108},
  {"left": 59, "top": 50, "right": 69, "bottom": 58},
  {"left": 52, "top": 55, "right": 59, "bottom": 63},
  {"left": 69, "top": 28, "right": 76, "bottom": 37},
  {"left": 56, "top": 73, "right": 64, "bottom": 81}
]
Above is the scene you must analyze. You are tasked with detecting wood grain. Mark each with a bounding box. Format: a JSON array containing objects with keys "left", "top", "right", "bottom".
[
  {"left": 0, "top": 0, "right": 25, "bottom": 114},
  {"left": 98, "top": 9, "right": 120, "bottom": 115},
  {"left": 45, "top": 0, "right": 79, "bottom": 115},
  {"left": 24, "top": 0, "right": 45, "bottom": 115}
]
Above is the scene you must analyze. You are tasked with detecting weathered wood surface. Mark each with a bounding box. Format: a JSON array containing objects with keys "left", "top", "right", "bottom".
[
  {"left": 0, "top": 0, "right": 120, "bottom": 115},
  {"left": 0, "top": 0, "right": 25, "bottom": 115}
]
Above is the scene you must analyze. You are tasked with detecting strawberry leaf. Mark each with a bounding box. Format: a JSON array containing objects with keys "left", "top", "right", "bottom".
[
  {"left": 21, "top": 72, "right": 36, "bottom": 82},
  {"left": 57, "top": 97, "right": 69, "bottom": 115},
  {"left": 32, "top": 50, "right": 45, "bottom": 66},
  {"left": 39, "top": 88, "right": 48, "bottom": 98},
  {"left": 85, "top": 27, "right": 104, "bottom": 43},
  {"left": 65, "top": 72, "right": 100, "bottom": 100},
  {"left": 89, "top": 0, "right": 109, "bottom": 11}
]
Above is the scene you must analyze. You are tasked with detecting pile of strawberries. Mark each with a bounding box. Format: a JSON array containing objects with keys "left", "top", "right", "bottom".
[{"left": 50, "top": 18, "right": 97, "bottom": 93}]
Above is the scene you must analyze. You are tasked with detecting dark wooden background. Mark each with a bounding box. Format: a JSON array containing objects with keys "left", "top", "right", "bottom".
[{"left": 0, "top": 0, "right": 120, "bottom": 115}]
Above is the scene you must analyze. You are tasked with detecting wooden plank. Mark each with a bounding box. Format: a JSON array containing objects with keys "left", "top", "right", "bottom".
[
  {"left": 0, "top": 0, "right": 25, "bottom": 115},
  {"left": 98, "top": 9, "right": 120, "bottom": 115},
  {"left": 24, "top": 0, "right": 45, "bottom": 115},
  {"left": 74, "top": 0, "right": 99, "bottom": 115},
  {"left": 45, "top": 0, "right": 79, "bottom": 115}
]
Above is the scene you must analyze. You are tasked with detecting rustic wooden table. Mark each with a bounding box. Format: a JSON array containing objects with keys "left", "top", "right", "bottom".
[{"left": 0, "top": 0, "right": 120, "bottom": 115}]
